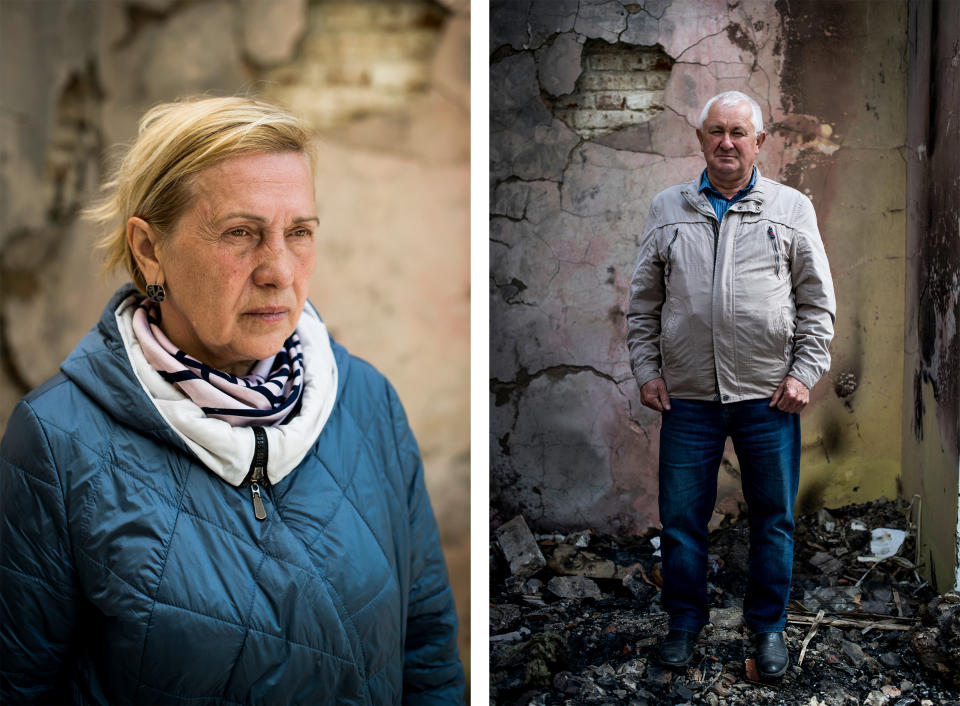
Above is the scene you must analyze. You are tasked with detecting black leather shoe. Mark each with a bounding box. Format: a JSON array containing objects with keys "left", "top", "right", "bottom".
[
  {"left": 755, "top": 632, "right": 789, "bottom": 678},
  {"left": 658, "top": 629, "right": 699, "bottom": 667}
]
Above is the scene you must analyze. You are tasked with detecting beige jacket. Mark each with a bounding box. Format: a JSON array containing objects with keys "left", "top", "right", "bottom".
[{"left": 627, "top": 172, "right": 836, "bottom": 402}]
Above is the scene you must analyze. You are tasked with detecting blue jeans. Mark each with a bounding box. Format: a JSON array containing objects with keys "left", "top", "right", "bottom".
[{"left": 658, "top": 398, "right": 800, "bottom": 634}]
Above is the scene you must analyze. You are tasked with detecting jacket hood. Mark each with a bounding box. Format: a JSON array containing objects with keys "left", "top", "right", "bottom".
[{"left": 60, "top": 283, "right": 350, "bottom": 481}]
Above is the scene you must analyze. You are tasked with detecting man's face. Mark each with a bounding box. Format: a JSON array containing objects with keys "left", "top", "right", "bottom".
[{"left": 696, "top": 100, "right": 765, "bottom": 185}]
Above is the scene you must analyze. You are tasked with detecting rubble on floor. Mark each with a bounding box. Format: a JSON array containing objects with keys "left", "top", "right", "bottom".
[{"left": 490, "top": 498, "right": 960, "bottom": 705}]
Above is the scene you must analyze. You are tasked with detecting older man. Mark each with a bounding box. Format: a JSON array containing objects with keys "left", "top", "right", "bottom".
[{"left": 627, "top": 91, "right": 835, "bottom": 677}]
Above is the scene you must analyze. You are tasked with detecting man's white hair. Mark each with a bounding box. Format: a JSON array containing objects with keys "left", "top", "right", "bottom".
[{"left": 698, "top": 91, "right": 764, "bottom": 135}]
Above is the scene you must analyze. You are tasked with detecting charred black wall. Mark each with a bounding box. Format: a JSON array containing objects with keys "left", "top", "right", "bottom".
[{"left": 902, "top": 0, "right": 960, "bottom": 593}]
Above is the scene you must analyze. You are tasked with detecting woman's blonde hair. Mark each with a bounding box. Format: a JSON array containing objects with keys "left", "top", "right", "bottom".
[{"left": 87, "top": 96, "right": 316, "bottom": 292}]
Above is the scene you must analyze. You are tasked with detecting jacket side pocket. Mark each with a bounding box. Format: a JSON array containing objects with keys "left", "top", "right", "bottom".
[
  {"left": 660, "top": 296, "right": 687, "bottom": 369},
  {"left": 780, "top": 306, "right": 795, "bottom": 362}
]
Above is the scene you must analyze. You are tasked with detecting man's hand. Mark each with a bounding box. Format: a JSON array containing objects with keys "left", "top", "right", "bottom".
[
  {"left": 641, "top": 377, "right": 671, "bottom": 412},
  {"left": 769, "top": 375, "right": 809, "bottom": 413}
]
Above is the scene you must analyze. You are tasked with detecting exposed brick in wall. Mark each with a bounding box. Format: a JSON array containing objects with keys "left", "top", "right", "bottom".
[
  {"left": 266, "top": 0, "right": 447, "bottom": 129},
  {"left": 547, "top": 41, "right": 673, "bottom": 137}
]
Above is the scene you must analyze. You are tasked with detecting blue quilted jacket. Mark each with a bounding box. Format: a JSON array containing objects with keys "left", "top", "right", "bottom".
[{"left": 0, "top": 286, "right": 465, "bottom": 705}]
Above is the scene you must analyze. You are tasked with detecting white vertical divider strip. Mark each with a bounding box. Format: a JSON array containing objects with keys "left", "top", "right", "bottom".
[{"left": 470, "top": 2, "right": 491, "bottom": 703}]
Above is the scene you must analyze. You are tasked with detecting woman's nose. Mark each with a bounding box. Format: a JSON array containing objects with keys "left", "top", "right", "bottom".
[{"left": 253, "top": 238, "right": 296, "bottom": 289}]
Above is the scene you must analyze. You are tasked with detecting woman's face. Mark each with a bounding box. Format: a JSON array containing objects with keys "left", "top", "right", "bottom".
[{"left": 154, "top": 150, "right": 317, "bottom": 375}]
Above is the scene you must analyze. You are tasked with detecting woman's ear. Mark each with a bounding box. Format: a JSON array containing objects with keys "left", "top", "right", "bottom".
[{"left": 127, "top": 217, "right": 163, "bottom": 284}]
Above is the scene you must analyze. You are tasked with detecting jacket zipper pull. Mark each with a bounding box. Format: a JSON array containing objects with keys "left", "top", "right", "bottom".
[
  {"left": 250, "top": 483, "right": 267, "bottom": 521},
  {"left": 247, "top": 426, "right": 269, "bottom": 521},
  {"left": 768, "top": 226, "right": 781, "bottom": 277}
]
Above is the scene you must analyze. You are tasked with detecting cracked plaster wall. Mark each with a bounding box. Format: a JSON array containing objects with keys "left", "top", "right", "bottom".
[
  {"left": 901, "top": 0, "right": 960, "bottom": 593},
  {"left": 0, "top": 0, "right": 470, "bottom": 668},
  {"left": 490, "top": 0, "right": 909, "bottom": 535}
]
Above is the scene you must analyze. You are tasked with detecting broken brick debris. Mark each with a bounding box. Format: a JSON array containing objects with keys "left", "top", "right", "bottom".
[
  {"left": 547, "top": 543, "right": 618, "bottom": 579},
  {"left": 547, "top": 575, "right": 602, "bottom": 600},
  {"left": 906, "top": 594, "right": 960, "bottom": 687},
  {"left": 495, "top": 515, "right": 547, "bottom": 579},
  {"left": 490, "top": 498, "right": 960, "bottom": 705}
]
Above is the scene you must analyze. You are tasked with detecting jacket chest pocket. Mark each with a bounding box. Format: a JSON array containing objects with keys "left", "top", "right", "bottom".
[
  {"left": 736, "top": 221, "right": 791, "bottom": 280},
  {"left": 661, "top": 226, "right": 714, "bottom": 289},
  {"left": 664, "top": 229, "right": 679, "bottom": 280}
]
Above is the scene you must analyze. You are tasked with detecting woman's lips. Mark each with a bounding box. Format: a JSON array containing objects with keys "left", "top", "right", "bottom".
[{"left": 245, "top": 307, "right": 288, "bottom": 323}]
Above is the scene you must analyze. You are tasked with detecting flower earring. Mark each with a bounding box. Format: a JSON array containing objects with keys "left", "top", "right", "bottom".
[{"left": 146, "top": 284, "right": 166, "bottom": 303}]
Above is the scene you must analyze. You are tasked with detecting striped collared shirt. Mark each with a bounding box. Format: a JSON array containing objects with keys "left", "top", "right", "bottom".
[{"left": 698, "top": 167, "right": 757, "bottom": 223}]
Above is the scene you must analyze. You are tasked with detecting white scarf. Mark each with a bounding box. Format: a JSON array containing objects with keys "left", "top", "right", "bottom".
[{"left": 116, "top": 293, "right": 339, "bottom": 486}]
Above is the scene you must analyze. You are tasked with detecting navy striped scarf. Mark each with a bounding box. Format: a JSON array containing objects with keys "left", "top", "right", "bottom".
[{"left": 131, "top": 302, "right": 304, "bottom": 426}]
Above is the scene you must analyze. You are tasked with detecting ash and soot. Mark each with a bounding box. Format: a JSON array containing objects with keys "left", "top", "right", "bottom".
[{"left": 490, "top": 500, "right": 960, "bottom": 705}]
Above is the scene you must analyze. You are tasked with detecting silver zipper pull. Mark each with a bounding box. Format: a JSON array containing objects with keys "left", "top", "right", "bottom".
[
  {"left": 768, "top": 226, "right": 781, "bottom": 277},
  {"left": 247, "top": 426, "right": 269, "bottom": 521},
  {"left": 250, "top": 482, "right": 267, "bottom": 521}
]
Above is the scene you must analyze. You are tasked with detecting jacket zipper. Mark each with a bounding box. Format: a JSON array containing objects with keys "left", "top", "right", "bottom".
[
  {"left": 664, "top": 229, "right": 679, "bottom": 280},
  {"left": 768, "top": 226, "right": 782, "bottom": 278},
  {"left": 711, "top": 220, "right": 720, "bottom": 268},
  {"left": 247, "top": 426, "right": 269, "bottom": 521},
  {"left": 711, "top": 218, "right": 722, "bottom": 400}
]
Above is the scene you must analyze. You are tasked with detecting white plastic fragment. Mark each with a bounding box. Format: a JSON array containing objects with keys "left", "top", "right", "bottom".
[
  {"left": 490, "top": 627, "right": 531, "bottom": 643},
  {"left": 650, "top": 536, "right": 661, "bottom": 557},
  {"left": 870, "top": 528, "right": 907, "bottom": 558},
  {"left": 856, "top": 528, "right": 907, "bottom": 563},
  {"left": 849, "top": 519, "right": 869, "bottom": 531}
]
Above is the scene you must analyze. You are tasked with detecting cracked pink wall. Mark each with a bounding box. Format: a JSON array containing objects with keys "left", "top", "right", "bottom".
[{"left": 490, "top": 0, "right": 908, "bottom": 534}]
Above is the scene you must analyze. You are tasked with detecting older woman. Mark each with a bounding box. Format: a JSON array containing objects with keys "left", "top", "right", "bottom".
[{"left": 0, "top": 97, "right": 464, "bottom": 704}]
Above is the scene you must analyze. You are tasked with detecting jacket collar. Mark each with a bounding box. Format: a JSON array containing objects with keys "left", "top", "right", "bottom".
[{"left": 681, "top": 168, "right": 770, "bottom": 219}]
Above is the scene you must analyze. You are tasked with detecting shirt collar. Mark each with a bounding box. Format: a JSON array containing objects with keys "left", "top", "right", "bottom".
[{"left": 698, "top": 166, "right": 757, "bottom": 200}]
